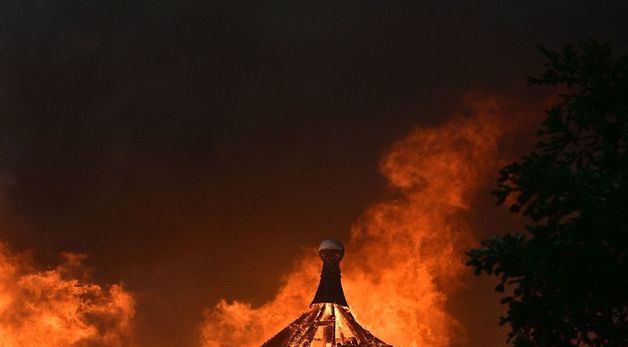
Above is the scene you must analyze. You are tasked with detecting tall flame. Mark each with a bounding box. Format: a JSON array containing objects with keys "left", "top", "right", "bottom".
[
  {"left": 0, "top": 245, "right": 136, "bottom": 347},
  {"left": 200, "top": 95, "right": 520, "bottom": 347}
]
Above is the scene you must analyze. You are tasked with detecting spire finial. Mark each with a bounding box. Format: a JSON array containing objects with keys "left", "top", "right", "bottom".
[{"left": 311, "top": 239, "right": 348, "bottom": 307}]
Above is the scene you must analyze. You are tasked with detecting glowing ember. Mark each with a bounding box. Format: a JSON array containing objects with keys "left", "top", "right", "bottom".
[
  {"left": 0, "top": 244, "right": 135, "bottom": 347},
  {"left": 263, "top": 303, "right": 390, "bottom": 347}
]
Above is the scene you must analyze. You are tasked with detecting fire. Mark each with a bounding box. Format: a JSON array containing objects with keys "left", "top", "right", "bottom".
[
  {"left": 201, "top": 258, "right": 320, "bottom": 347},
  {"left": 200, "top": 95, "right": 519, "bottom": 347},
  {"left": 0, "top": 244, "right": 135, "bottom": 347}
]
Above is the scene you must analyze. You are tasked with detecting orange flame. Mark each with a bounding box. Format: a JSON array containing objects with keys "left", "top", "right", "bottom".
[
  {"left": 200, "top": 95, "right": 518, "bottom": 347},
  {"left": 0, "top": 244, "right": 136, "bottom": 347}
]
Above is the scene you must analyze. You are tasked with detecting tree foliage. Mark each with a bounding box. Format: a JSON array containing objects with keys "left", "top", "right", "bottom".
[{"left": 467, "top": 39, "right": 628, "bottom": 347}]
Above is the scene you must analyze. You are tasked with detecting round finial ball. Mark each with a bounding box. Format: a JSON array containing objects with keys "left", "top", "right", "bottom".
[{"left": 318, "top": 239, "right": 344, "bottom": 262}]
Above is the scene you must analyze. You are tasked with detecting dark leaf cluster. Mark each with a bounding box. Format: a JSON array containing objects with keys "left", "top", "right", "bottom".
[{"left": 467, "top": 39, "right": 628, "bottom": 346}]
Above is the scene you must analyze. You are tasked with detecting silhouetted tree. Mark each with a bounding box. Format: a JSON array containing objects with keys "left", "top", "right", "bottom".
[{"left": 467, "top": 39, "right": 628, "bottom": 347}]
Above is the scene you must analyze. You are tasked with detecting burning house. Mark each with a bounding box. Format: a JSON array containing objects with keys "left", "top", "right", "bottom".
[{"left": 261, "top": 240, "right": 392, "bottom": 347}]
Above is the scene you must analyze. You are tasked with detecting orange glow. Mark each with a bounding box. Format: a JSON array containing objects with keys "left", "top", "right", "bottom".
[
  {"left": 0, "top": 245, "right": 135, "bottom": 347},
  {"left": 200, "top": 95, "right": 517, "bottom": 347}
]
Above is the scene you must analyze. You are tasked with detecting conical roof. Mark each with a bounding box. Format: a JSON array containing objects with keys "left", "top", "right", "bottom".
[{"left": 261, "top": 240, "right": 392, "bottom": 347}]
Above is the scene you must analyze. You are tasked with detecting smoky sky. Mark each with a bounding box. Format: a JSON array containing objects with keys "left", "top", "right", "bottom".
[{"left": 0, "top": 1, "right": 627, "bottom": 346}]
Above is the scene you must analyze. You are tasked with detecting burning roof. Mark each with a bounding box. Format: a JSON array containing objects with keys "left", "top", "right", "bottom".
[{"left": 261, "top": 240, "right": 391, "bottom": 347}]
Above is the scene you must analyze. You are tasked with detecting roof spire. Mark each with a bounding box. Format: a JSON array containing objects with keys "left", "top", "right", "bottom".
[
  {"left": 311, "top": 239, "right": 348, "bottom": 307},
  {"left": 261, "top": 239, "right": 391, "bottom": 346}
]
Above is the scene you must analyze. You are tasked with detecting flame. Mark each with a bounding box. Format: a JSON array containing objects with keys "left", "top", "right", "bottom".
[
  {"left": 0, "top": 244, "right": 136, "bottom": 347},
  {"left": 200, "top": 95, "right": 519, "bottom": 347}
]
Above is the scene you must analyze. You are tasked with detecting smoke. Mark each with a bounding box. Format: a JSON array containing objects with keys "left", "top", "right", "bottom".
[
  {"left": 0, "top": 245, "right": 136, "bottom": 347},
  {"left": 199, "top": 94, "right": 524, "bottom": 347},
  {"left": 0, "top": 93, "right": 535, "bottom": 346}
]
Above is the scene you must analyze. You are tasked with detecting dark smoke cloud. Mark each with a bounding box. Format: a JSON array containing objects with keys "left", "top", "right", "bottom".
[{"left": 0, "top": 1, "right": 626, "bottom": 346}]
